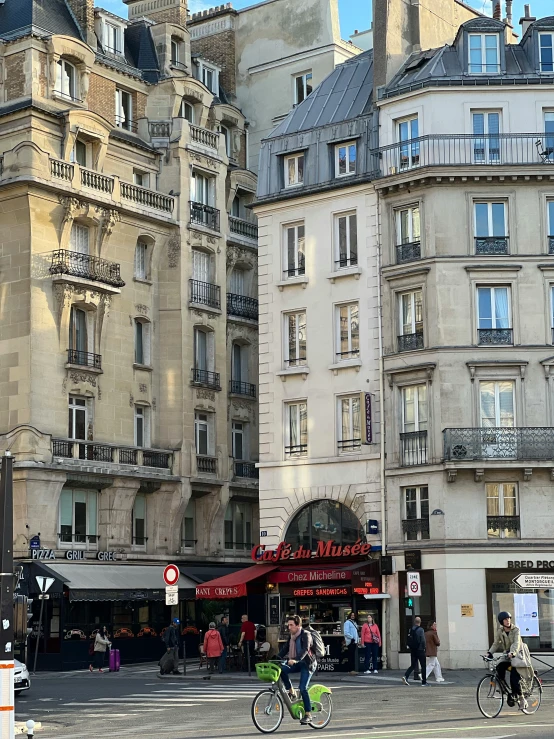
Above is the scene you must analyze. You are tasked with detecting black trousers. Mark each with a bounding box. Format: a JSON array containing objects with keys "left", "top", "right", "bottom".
[
  {"left": 405, "top": 651, "right": 426, "bottom": 684},
  {"left": 496, "top": 661, "right": 522, "bottom": 696},
  {"left": 347, "top": 641, "right": 357, "bottom": 671}
]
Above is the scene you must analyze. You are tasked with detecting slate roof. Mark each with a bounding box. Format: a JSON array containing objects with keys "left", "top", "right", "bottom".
[
  {"left": 125, "top": 21, "right": 160, "bottom": 83},
  {"left": 268, "top": 50, "right": 373, "bottom": 139},
  {"left": 0, "top": 0, "right": 82, "bottom": 41}
]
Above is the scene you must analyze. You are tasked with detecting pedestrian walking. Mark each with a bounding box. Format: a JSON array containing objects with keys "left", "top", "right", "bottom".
[
  {"left": 204, "top": 622, "right": 224, "bottom": 674},
  {"left": 238, "top": 614, "right": 256, "bottom": 671},
  {"left": 163, "top": 617, "right": 181, "bottom": 675},
  {"left": 361, "top": 615, "right": 381, "bottom": 674},
  {"left": 343, "top": 611, "right": 359, "bottom": 675},
  {"left": 402, "top": 616, "right": 428, "bottom": 686},
  {"left": 425, "top": 621, "right": 444, "bottom": 683},
  {"left": 89, "top": 626, "right": 111, "bottom": 673},
  {"left": 218, "top": 616, "right": 230, "bottom": 673}
]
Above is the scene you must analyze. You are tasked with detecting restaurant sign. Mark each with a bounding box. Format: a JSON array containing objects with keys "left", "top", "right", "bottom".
[
  {"left": 252, "top": 540, "right": 372, "bottom": 563},
  {"left": 267, "top": 568, "right": 350, "bottom": 584}
]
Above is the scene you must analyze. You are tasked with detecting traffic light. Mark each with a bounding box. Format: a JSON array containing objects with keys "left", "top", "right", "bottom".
[
  {"left": 404, "top": 597, "right": 414, "bottom": 609},
  {"left": 26, "top": 597, "right": 33, "bottom": 635}
]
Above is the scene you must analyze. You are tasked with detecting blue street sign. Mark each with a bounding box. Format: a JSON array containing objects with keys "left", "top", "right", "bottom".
[{"left": 29, "top": 535, "right": 41, "bottom": 550}]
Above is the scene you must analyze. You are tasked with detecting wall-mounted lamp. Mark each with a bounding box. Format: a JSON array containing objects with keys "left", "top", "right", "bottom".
[
  {"left": 266, "top": 583, "right": 275, "bottom": 592},
  {"left": 431, "top": 509, "right": 445, "bottom": 516}
]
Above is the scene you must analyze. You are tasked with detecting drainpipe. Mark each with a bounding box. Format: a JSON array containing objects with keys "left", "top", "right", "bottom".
[{"left": 245, "top": 123, "right": 250, "bottom": 171}]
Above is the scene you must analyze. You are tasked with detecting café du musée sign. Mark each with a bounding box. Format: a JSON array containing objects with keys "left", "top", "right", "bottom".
[{"left": 252, "top": 540, "right": 372, "bottom": 562}]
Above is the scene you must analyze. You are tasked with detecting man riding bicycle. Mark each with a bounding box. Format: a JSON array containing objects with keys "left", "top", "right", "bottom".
[
  {"left": 487, "top": 610, "right": 532, "bottom": 710},
  {"left": 277, "top": 615, "right": 317, "bottom": 726}
]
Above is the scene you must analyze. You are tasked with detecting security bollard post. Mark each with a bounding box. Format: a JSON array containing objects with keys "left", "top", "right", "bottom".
[
  {"left": 246, "top": 641, "right": 251, "bottom": 677},
  {"left": 26, "top": 718, "right": 35, "bottom": 737}
]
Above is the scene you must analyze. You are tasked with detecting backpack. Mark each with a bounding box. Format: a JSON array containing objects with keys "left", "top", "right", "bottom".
[
  {"left": 306, "top": 626, "right": 325, "bottom": 659},
  {"left": 407, "top": 627, "right": 416, "bottom": 650}
]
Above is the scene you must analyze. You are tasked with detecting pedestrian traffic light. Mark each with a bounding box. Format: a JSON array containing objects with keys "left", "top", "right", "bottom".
[
  {"left": 26, "top": 597, "right": 34, "bottom": 635},
  {"left": 404, "top": 597, "right": 414, "bottom": 609}
]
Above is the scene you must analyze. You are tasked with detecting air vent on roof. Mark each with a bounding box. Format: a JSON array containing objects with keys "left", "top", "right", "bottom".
[{"left": 404, "top": 51, "right": 434, "bottom": 72}]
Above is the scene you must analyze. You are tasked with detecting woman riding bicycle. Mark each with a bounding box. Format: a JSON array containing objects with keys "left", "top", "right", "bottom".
[
  {"left": 487, "top": 611, "right": 532, "bottom": 710},
  {"left": 277, "top": 615, "right": 317, "bottom": 726}
]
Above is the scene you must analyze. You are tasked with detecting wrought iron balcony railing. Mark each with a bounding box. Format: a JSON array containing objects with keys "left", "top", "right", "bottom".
[
  {"left": 283, "top": 265, "right": 306, "bottom": 278},
  {"left": 227, "top": 293, "right": 258, "bottom": 320},
  {"left": 372, "top": 133, "right": 554, "bottom": 178},
  {"left": 190, "top": 201, "right": 220, "bottom": 231},
  {"left": 229, "top": 380, "right": 256, "bottom": 398},
  {"left": 396, "top": 241, "right": 421, "bottom": 264},
  {"left": 487, "top": 515, "right": 520, "bottom": 535},
  {"left": 336, "top": 349, "right": 360, "bottom": 360},
  {"left": 444, "top": 427, "right": 554, "bottom": 461},
  {"left": 52, "top": 439, "right": 172, "bottom": 469},
  {"left": 335, "top": 253, "right": 358, "bottom": 268},
  {"left": 229, "top": 216, "right": 258, "bottom": 240},
  {"left": 59, "top": 532, "right": 99, "bottom": 544},
  {"left": 478, "top": 328, "right": 513, "bottom": 345},
  {"left": 285, "top": 444, "right": 308, "bottom": 457},
  {"left": 197, "top": 455, "right": 217, "bottom": 474},
  {"left": 400, "top": 430, "right": 428, "bottom": 466},
  {"left": 338, "top": 438, "right": 362, "bottom": 452},
  {"left": 189, "top": 279, "right": 221, "bottom": 309},
  {"left": 398, "top": 331, "right": 424, "bottom": 353},
  {"left": 402, "top": 518, "right": 430, "bottom": 538},
  {"left": 191, "top": 368, "right": 221, "bottom": 390},
  {"left": 49, "top": 250, "right": 125, "bottom": 288},
  {"left": 549, "top": 236, "right": 554, "bottom": 255},
  {"left": 234, "top": 462, "right": 259, "bottom": 479},
  {"left": 475, "top": 236, "right": 509, "bottom": 255},
  {"left": 67, "top": 349, "right": 102, "bottom": 369}
]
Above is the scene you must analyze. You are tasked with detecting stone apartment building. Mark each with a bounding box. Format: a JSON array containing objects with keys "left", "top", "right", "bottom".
[{"left": 0, "top": 0, "right": 260, "bottom": 668}]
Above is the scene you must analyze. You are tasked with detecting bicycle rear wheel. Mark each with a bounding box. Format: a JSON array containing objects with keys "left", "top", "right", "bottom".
[
  {"left": 311, "top": 693, "right": 332, "bottom": 729},
  {"left": 522, "top": 675, "right": 542, "bottom": 715},
  {"left": 477, "top": 675, "right": 504, "bottom": 718},
  {"left": 251, "top": 689, "right": 284, "bottom": 734}
]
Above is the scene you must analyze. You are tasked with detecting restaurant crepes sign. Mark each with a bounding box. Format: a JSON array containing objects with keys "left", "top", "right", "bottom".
[{"left": 251, "top": 540, "right": 372, "bottom": 562}]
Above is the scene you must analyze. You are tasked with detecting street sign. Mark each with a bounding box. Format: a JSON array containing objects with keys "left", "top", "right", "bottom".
[
  {"left": 166, "top": 585, "right": 178, "bottom": 594},
  {"left": 407, "top": 571, "right": 421, "bottom": 597},
  {"left": 163, "top": 564, "right": 180, "bottom": 586},
  {"left": 35, "top": 576, "right": 54, "bottom": 594},
  {"left": 513, "top": 573, "right": 554, "bottom": 589},
  {"left": 29, "top": 536, "right": 40, "bottom": 550},
  {"left": 165, "top": 586, "right": 178, "bottom": 606}
]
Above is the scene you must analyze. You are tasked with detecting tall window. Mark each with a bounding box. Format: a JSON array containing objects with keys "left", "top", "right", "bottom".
[
  {"left": 59, "top": 489, "right": 97, "bottom": 545},
  {"left": 550, "top": 285, "right": 554, "bottom": 342},
  {"left": 134, "top": 320, "right": 151, "bottom": 365},
  {"left": 69, "top": 307, "right": 88, "bottom": 355},
  {"left": 55, "top": 59, "right": 76, "bottom": 100},
  {"left": 68, "top": 395, "right": 87, "bottom": 440},
  {"left": 135, "top": 241, "right": 148, "bottom": 280},
  {"left": 285, "top": 401, "right": 308, "bottom": 457},
  {"left": 284, "top": 311, "right": 307, "bottom": 367},
  {"left": 194, "top": 327, "right": 210, "bottom": 372},
  {"left": 224, "top": 501, "right": 253, "bottom": 551},
  {"left": 115, "top": 88, "right": 132, "bottom": 130},
  {"left": 191, "top": 171, "right": 214, "bottom": 206},
  {"left": 230, "top": 268, "right": 245, "bottom": 295},
  {"left": 182, "top": 500, "right": 195, "bottom": 549},
  {"left": 335, "top": 142, "right": 357, "bottom": 177},
  {"left": 474, "top": 202, "right": 507, "bottom": 253},
  {"left": 180, "top": 100, "right": 194, "bottom": 123},
  {"left": 479, "top": 381, "right": 515, "bottom": 428},
  {"left": 477, "top": 286, "right": 511, "bottom": 344},
  {"left": 135, "top": 405, "right": 149, "bottom": 447},
  {"left": 232, "top": 343, "right": 244, "bottom": 383},
  {"left": 472, "top": 112, "right": 500, "bottom": 163},
  {"left": 132, "top": 493, "right": 147, "bottom": 546},
  {"left": 72, "top": 139, "right": 87, "bottom": 167},
  {"left": 284, "top": 153, "right": 304, "bottom": 188},
  {"left": 105, "top": 22, "right": 122, "bottom": 54},
  {"left": 195, "top": 411, "right": 210, "bottom": 455},
  {"left": 545, "top": 112, "right": 554, "bottom": 161},
  {"left": 549, "top": 201, "right": 554, "bottom": 243},
  {"left": 171, "top": 37, "right": 183, "bottom": 64},
  {"left": 337, "top": 395, "right": 361, "bottom": 453},
  {"left": 294, "top": 71, "right": 312, "bottom": 104},
  {"left": 335, "top": 212, "right": 357, "bottom": 268},
  {"left": 398, "top": 290, "right": 423, "bottom": 352},
  {"left": 192, "top": 249, "right": 211, "bottom": 283},
  {"left": 336, "top": 303, "right": 359, "bottom": 360},
  {"left": 401, "top": 385, "right": 427, "bottom": 466},
  {"left": 469, "top": 34, "right": 500, "bottom": 74},
  {"left": 396, "top": 206, "right": 420, "bottom": 245},
  {"left": 398, "top": 115, "right": 419, "bottom": 169},
  {"left": 404, "top": 486, "right": 429, "bottom": 541},
  {"left": 232, "top": 421, "right": 245, "bottom": 460},
  {"left": 539, "top": 33, "right": 554, "bottom": 73},
  {"left": 199, "top": 62, "right": 219, "bottom": 93},
  {"left": 70, "top": 223, "right": 89, "bottom": 254},
  {"left": 487, "top": 483, "right": 519, "bottom": 538},
  {"left": 283, "top": 222, "right": 305, "bottom": 277},
  {"left": 220, "top": 125, "right": 231, "bottom": 157}
]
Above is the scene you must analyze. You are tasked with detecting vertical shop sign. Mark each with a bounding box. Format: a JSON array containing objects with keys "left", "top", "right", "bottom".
[{"left": 514, "top": 592, "right": 539, "bottom": 637}]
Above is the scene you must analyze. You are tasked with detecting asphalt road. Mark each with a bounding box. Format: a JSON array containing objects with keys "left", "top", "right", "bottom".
[{"left": 14, "top": 665, "right": 554, "bottom": 739}]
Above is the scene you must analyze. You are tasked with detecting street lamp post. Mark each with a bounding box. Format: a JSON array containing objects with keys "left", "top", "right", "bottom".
[{"left": 0, "top": 452, "right": 14, "bottom": 738}]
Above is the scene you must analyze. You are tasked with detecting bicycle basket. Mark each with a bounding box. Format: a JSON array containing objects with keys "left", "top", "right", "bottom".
[{"left": 256, "top": 663, "right": 281, "bottom": 683}]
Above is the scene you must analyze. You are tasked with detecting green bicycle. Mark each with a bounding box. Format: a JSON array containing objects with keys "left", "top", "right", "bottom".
[{"left": 251, "top": 660, "right": 333, "bottom": 734}]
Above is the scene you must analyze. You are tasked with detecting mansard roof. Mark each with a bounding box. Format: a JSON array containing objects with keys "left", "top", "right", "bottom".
[{"left": 0, "top": 0, "right": 82, "bottom": 41}]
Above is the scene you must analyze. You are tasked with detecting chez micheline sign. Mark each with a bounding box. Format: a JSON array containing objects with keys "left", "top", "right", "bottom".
[{"left": 251, "top": 540, "right": 372, "bottom": 562}]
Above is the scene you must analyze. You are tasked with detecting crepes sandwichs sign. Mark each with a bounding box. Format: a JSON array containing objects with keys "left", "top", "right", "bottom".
[{"left": 251, "top": 540, "right": 372, "bottom": 562}]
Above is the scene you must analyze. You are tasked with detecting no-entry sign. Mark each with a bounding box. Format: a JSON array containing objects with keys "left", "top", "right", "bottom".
[
  {"left": 408, "top": 571, "right": 421, "bottom": 597},
  {"left": 163, "top": 564, "right": 180, "bottom": 586}
]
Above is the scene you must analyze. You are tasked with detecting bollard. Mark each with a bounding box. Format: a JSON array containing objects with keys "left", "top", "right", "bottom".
[
  {"left": 246, "top": 641, "right": 251, "bottom": 677},
  {"left": 26, "top": 719, "right": 35, "bottom": 738}
]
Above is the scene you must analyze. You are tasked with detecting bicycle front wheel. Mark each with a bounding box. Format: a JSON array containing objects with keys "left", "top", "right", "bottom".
[
  {"left": 311, "top": 693, "right": 332, "bottom": 729},
  {"left": 477, "top": 675, "right": 504, "bottom": 718},
  {"left": 523, "top": 676, "right": 542, "bottom": 715},
  {"left": 251, "top": 689, "right": 284, "bottom": 734}
]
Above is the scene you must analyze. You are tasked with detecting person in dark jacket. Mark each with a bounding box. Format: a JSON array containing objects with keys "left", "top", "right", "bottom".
[
  {"left": 163, "top": 617, "right": 181, "bottom": 675},
  {"left": 402, "top": 617, "right": 428, "bottom": 686},
  {"left": 278, "top": 615, "right": 316, "bottom": 726},
  {"left": 218, "top": 616, "right": 230, "bottom": 674}
]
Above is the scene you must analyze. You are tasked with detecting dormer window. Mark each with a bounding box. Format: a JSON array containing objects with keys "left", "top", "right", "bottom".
[
  {"left": 469, "top": 34, "right": 500, "bottom": 74},
  {"left": 196, "top": 60, "right": 219, "bottom": 94},
  {"left": 105, "top": 22, "right": 122, "bottom": 55},
  {"left": 540, "top": 33, "right": 554, "bottom": 73},
  {"left": 115, "top": 88, "right": 133, "bottom": 130},
  {"left": 55, "top": 59, "right": 77, "bottom": 101}
]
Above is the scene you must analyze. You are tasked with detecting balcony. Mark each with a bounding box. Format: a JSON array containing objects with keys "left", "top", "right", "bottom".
[
  {"left": 67, "top": 349, "right": 102, "bottom": 370},
  {"left": 402, "top": 518, "right": 430, "bottom": 539},
  {"left": 335, "top": 254, "right": 358, "bottom": 269},
  {"left": 400, "top": 431, "right": 428, "bottom": 466},
  {"left": 51, "top": 159, "right": 73, "bottom": 181},
  {"left": 120, "top": 182, "right": 174, "bottom": 214},
  {"left": 338, "top": 438, "right": 362, "bottom": 453},
  {"left": 229, "top": 380, "right": 256, "bottom": 398},
  {"left": 398, "top": 332, "right": 424, "bottom": 353},
  {"left": 285, "top": 444, "right": 307, "bottom": 458},
  {"left": 197, "top": 455, "right": 217, "bottom": 474},
  {"left": 81, "top": 167, "right": 114, "bottom": 194},
  {"left": 549, "top": 236, "right": 554, "bottom": 255},
  {"left": 192, "top": 368, "right": 221, "bottom": 390},
  {"left": 396, "top": 241, "right": 421, "bottom": 264},
  {"left": 478, "top": 328, "right": 512, "bottom": 345},
  {"left": 190, "top": 201, "right": 220, "bottom": 231},
  {"left": 444, "top": 427, "right": 554, "bottom": 462},
  {"left": 229, "top": 216, "right": 258, "bottom": 241},
  {"left": 52, "top": 439, "right": 173, "bottom": 470},
  {"left": 475, "top": 236, "right": 509, "bottom": 255},
  {"left": 189, "top": 124, "right": 219, "bottom": 150},
  {"left": 234, "top": 461, "right": 259, "bottom": 479},
  {"left": 49, "top": 250, "right": 125, "bottom": 288},
  {"left": 487, "top": 515, "right": 520, "bottom": 536},
  {"left": 189, "top": 279, "right": 221, "bottom": 310},
  {"left": 227, "top": 293, "right": 258, "bottom": 321}
]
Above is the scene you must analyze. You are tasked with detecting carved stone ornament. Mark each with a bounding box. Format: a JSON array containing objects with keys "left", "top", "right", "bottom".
[
  {"left": 97, "top": 383, "right": 102, "bottom": 401},
  {"left": 227, "top": 245, "right": 256, "bottom": 271},
  {"left": 167, "top": 234, "right": 181, "bottom": 268},
  {"left": 59, "top": 196, "right": 81, "bottom": 227},
  {"left": 135, "top": 304, "right": 149, "bottom": 316},
  {"left": 98, "top": 209, "right": 120, "bottom": 249},
  {"left": 139, "top": 383, "right": 147, "bottom": 393},
  {"left": 129, "top": 393, "right": 134, "bottom": 407},
  {"left": 69, "top": 371, "right": 97, "bottom": 387},
  {"left": 196, "top": 389, "right": 215, "bottom": 402},
  {"left": 183, "top": 86, "right": 203, "bottom": 101}
]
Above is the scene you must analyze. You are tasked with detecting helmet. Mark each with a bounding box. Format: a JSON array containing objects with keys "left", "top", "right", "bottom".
[
  {"left": 173, "top": 617, "right": 180, "bottom": 625},
  {"left": 497, "top": 611, "right": 512, "bottom": 624}
]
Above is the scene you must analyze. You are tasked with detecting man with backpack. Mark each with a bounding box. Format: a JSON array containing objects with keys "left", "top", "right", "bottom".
[{"left": 402, "top": 616, "right": 429, "bottom": 687}]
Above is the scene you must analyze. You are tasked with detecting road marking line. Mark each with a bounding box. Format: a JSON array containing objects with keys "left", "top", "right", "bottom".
[{"left": 279, "top": 723, "right": 554, "bottom": 739}]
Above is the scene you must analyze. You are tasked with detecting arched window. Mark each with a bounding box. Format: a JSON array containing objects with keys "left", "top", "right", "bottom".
[{"left": 285, "top": 500, "right": 365, "bottom": 550}]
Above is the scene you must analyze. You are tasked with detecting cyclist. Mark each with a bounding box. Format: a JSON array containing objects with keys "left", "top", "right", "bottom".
[
  {"left": 277, "top": 615, "right": 317, "bottom": 726},
  {"left": 487, "top": 611, "right": 532, "bottom": 710}
]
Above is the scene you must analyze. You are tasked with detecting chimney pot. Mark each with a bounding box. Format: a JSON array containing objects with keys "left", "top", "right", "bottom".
[{"left": 524, "top": 4, "right": 531, "bottom": 17}]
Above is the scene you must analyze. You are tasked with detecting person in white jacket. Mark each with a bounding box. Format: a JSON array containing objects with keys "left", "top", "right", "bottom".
[{"left": 89, "top": 627, "right": 111, "bottom": 673}]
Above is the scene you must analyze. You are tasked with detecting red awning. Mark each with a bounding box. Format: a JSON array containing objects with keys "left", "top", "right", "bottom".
[{"left": 195, "top": 563, "right": 278, "bottom": 599}]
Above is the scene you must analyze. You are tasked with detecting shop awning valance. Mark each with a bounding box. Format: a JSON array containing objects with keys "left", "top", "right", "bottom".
[{"left": 195, "top": 563, "right": 278, "bottom": 599}]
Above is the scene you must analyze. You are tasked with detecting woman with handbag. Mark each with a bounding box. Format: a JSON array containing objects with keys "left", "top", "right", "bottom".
[
  {"left": 361, "top": 615, "right": 381, "bottom": 674},
  {"left": 487, "top": 611, "right": 533, "bottom": 710}
]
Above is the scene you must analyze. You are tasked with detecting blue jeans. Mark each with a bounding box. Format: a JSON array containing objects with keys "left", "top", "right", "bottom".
[
  {"left": 364, "top": 642, "right": 379, "bottom": 671},
  {"left": 280, "top": 661, "right": 312, "bottom": 713},
  {"left": 219, "top": 647, "right": 227, "bottom": 673}
]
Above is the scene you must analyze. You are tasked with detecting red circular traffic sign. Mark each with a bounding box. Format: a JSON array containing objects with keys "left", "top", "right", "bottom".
[
  {"left": 163, "top": 564, "right": 180, "bottom": 586},
  {"left": 410, "top": 581, "right": 418, "bottom": 593}
]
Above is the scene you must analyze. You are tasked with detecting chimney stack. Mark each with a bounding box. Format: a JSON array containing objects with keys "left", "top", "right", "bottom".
[
  {"left": 66, "top": 0, "right": 95, "bottom": 45},
  {"left": 519, "top": 4, "right": 536, "bottom": 36},
  {"left": 505, "top": 0, "right": 513, "bottom": 26},
  {"left": 493, "top": 0, "right": 501, "bottom": 20}
]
